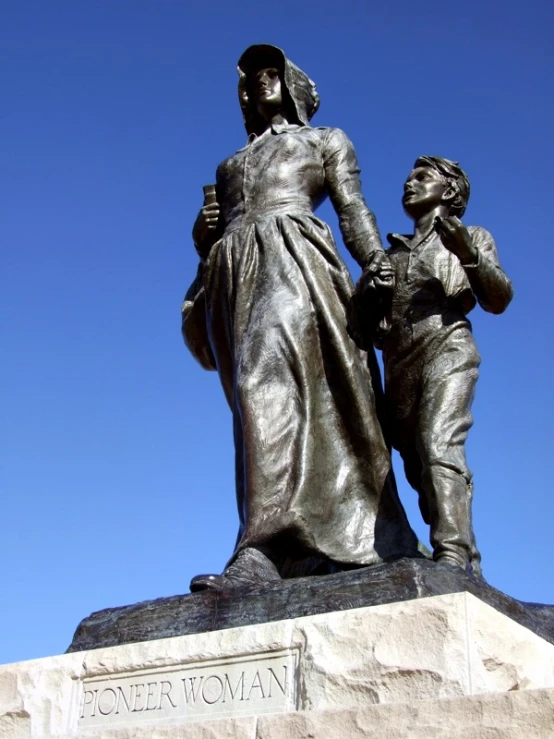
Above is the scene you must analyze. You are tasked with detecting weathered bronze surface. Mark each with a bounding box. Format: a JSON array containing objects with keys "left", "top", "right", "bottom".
[
  {"left": 182, "top": 44, "right": 420, "bottom": 590},
  {"left": 67, "top": 559, "right": 554, "bottom": 652},
  {"left": 67, "top": 49, "right": 550, "bottom": 654},
  {"left": 354, "top": 157, "right": 513, "bottom": 576}
]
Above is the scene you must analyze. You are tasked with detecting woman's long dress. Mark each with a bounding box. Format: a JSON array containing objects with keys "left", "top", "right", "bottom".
[{"left": 183, "top": 123, "right": 419, "bottom": 566}]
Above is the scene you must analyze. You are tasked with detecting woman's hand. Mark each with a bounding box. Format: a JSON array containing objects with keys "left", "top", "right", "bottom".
[
  {"left": 193, "top": 202, "right": 221, "bottom": 260},
  {"left": 357, "top": 251, "right": 395, "bottom": 295},
  {"left": 349, "top": 251, "right": 395, "bottom": 349}
]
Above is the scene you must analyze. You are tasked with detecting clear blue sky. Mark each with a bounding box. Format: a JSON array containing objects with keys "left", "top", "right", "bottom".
[{"left": 2, "top": 0, "right": 553, "bottom": 665}]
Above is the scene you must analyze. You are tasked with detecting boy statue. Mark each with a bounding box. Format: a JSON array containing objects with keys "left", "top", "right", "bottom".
[{"left": 355, "top": 156, "right": 513, "bottom": 576}]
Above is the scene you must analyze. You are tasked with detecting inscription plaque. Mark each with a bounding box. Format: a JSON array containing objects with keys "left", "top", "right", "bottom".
[{"left": 76, "top": 649, "right": 298, "bottom": 728}]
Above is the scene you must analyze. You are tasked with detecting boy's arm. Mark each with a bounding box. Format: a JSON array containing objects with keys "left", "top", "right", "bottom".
[
  {"left": 465, "top": 226, "right": 513, "bottom": 314},
  {"left": 436, "top": 217, "right": 513, "bottom": 315}
]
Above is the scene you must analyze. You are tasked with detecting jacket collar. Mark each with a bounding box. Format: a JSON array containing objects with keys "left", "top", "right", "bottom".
[
  {"left": 387, "top": 226, "right": 438, "bottom": 251},
  {"left": 246, "top": 123, "right": 304, "bottom": 144}
]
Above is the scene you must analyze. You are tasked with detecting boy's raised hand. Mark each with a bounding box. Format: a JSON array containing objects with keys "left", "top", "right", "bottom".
[{"left": 435, "top": 216, "right": 478, "bottom": 266}]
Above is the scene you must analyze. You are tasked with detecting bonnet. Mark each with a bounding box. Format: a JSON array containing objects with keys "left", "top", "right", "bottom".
[{"left": 237, "top": 44, "right": 320, "bottom": 137}]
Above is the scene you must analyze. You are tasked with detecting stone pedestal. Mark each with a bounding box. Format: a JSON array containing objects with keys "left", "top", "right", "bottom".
[{"left": 2, "top": 592, "right": 554, "bottom": 737}]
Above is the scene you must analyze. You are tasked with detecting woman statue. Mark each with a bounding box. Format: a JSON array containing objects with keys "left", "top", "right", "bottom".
[{"left": 182, "top": 44, "right": 419, "bottom": 591}]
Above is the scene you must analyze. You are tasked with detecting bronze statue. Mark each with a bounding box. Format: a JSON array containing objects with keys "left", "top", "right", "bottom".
[
  {"left": 355, "top": 157, "right": 513, "bottom": 576},
  {"left": 182, "top": 44, "right": 420, "bottom": 591}
]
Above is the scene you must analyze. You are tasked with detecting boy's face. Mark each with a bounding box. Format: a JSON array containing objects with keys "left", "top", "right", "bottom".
[{"left": 402, "top": 166, "right": 448, "bottom": 218}]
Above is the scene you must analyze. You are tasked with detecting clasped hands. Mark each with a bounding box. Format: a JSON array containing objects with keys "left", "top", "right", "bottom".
[
  {"left": 351, "top": 251, "right": 395, "bottom": 348},
  {"left": 356, "top": 251, "right": 395, "bottom": 298},
  {"left": 357, "top": 216, "right": 477, "bottom": 302}
]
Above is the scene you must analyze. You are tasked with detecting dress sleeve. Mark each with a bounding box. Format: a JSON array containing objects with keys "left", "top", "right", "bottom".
[
  {"left": 323, "top": 128, "right": 384, "bottom": 268},
  {"left": 181, "top": 263, "right": 217, "bottom": 371},
  {"left": 466, "top": 226, "right": 514, "bottom": 314}
]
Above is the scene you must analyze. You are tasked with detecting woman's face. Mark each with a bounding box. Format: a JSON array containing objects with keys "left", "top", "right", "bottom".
[{"left": 253, "top": 67, "right": 283, "bottom": 119}]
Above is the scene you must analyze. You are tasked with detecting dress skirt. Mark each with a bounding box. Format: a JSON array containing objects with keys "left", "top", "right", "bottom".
[{"left": 198, "top": 209, "right": 419, "bottom": 565}]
